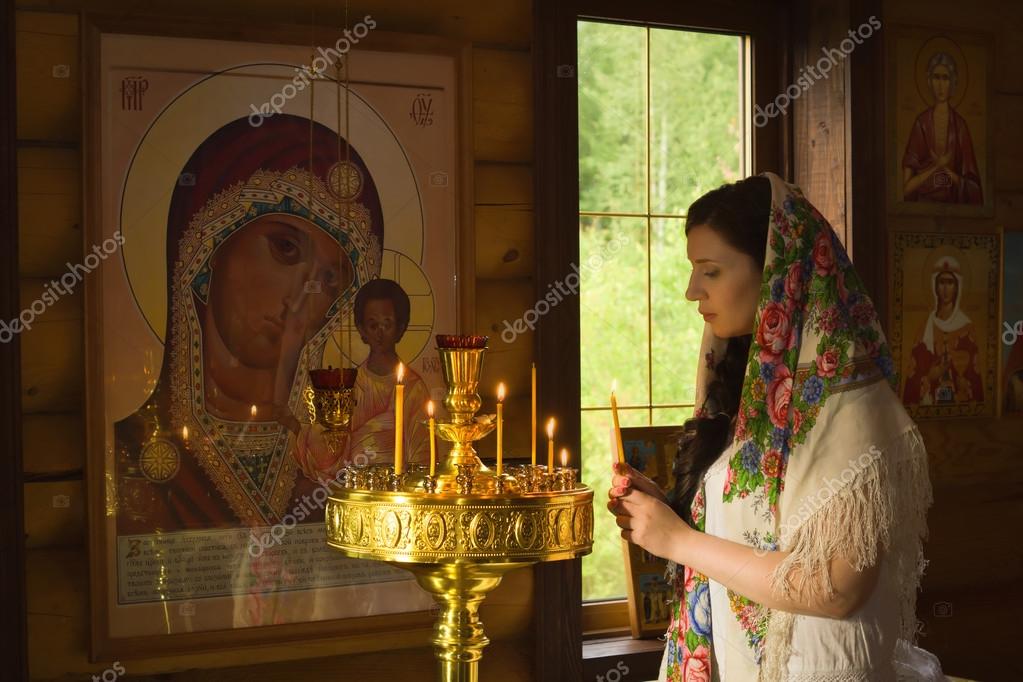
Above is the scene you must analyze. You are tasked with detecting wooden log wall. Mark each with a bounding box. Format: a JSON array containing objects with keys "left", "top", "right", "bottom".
[
  {"left": 792, "top": 2, "right": 1022, "bottom": 678},
  {"left": 881, "top": 1, "right": 1023, "bottom": 680},
  {"left": 15, "top": 2, "right": 538, "bottom": 679}
]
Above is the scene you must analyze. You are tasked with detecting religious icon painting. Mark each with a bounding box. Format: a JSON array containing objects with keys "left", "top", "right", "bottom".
[
  {"left": 890, "top": 230, "right": 1002, "bottom": 419},
  {"left": 84, "top": 16, "right": 472, "bottom": 657},
  {"left": 620, "top": 425, "right": 682, "bottom": 638},
  {"left": 887, "top": 26, "right": 993, "bottom": 217},
  {"left": 1002, "top": 232, "right": 1023, "bottom": 416}
]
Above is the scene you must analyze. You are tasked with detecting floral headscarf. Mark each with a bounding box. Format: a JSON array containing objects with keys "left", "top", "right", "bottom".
[{"left": 664, "top": 173, "right": 931, "bottom": 680}]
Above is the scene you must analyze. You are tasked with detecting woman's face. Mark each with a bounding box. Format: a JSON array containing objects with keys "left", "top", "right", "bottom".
[
  {"left": 208, "top": 214, "right": 348, "bottom": 368},
  {"left": 684, "top": 223, "right": 762, "bottom": 338},
  {"left": 929, "top": 64, "right": 951, "bottom": 103},
  {"left": 935, "top": 272, "right": 958, "bottom": 308},
  {"left": 357, "top": 298, "right": 402, "bottom": 355}
]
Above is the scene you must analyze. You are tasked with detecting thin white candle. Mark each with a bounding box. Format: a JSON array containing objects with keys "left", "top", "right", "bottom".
[
  {"left": 496, "top": 383, "right": 506, "bottom": 476},
  {"left": 610, "top": 380, "right": 625, "bottom": 465},
  {"left": 394, "top": 363, "right": 405, "bottom": 475},
  {"left": 427, "top": 400, "right": 437, "bottom": 477},
  {"left": 546, "top": 417, "right": 555, "bottom": 471},
  {"left": 531, "top": 363, "right": 537, "bottom": 466}
]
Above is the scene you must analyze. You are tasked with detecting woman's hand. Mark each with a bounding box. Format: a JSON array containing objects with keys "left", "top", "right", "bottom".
[
  {"left": 608, "top": 462, "right": 669, "bottom": 505},
  {"left": 607, "top": 487, "right": 693, "bottom": 563}
]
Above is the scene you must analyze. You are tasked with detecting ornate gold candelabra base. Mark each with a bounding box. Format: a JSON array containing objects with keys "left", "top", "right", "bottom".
[
  {"left": 324, "top": 337, "right": 593, "bottom": 681},
  {"left": 325, "top": 486, "right": 593, "bottom": 682}
]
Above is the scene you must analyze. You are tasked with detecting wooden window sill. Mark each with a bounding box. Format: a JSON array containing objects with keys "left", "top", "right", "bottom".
[{"left": 581, "top": 635, "right": 665, "bottom": 681}]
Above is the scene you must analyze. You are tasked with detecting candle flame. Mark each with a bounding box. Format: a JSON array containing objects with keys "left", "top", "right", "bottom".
[
  {"left": 546, "top": 417, "right": 555, "bottom": 439},
  {"left": 182, "top": 425, "right": 189, "bottom": 441},
  {"left": 427, "top": 400, "right": 435, "bottom": 417},
  {"left": 250, "top": 404, "right": 257, "bottom": 417},
  {"left": 560, "top": 447, "right": 568, "bottom": 468},
  {"left": 497, "top": 382, "right": 506, "bottom": 402},
  {"left": 611, "top": 378, "right": 617, "bottom": 395},
  {"left": 396, "top": 362, "right": 405, "bottom": 383}
]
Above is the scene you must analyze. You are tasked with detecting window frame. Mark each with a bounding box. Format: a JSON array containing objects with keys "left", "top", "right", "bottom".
[{"left": 532, "top": 1, "right": 791, "bottom": 678}]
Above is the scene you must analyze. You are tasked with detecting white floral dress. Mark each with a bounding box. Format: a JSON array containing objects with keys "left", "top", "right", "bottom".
[{"left": 658, "top": 430, "right": 945, "bottom": 681}]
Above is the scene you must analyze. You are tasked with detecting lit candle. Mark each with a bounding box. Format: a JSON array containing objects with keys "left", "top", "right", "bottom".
[
  {"left": 250, "top": 404, "right": 257, "bottom": 418},
  {"left": 610, "top": 380, "right": 625, "bottom": 465},
  {"left": 546, "top": 417, "right": 555, "bottom": 471},
  {"left": 560, "top": 447, "right": 568, "bottom": 469},
  {"left": 394, "top": 362, "right": 405, "bottom": 475},
  {"left": 531, "top": 363, "right": 537, "bottom": 466},
  {"left": 427, "top": 400, "right": 437, "bottom": 477},
  {"left": 496, "top": 383, "right": 506, "bottom": 476},
  {"left": 181, "top": 425, "right": 189, "bottom": 442}
]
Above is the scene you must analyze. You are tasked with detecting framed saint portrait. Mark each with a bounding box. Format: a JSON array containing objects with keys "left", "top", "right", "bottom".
[
  {"left": 1002, "top": 232, "right": 1023, "bottom": 416},
  {"left": 620, "top": 425, "right": 682, "bottom": 638},
  {"left": 887, "top": 26, "right": 993, "bottom": 217},
  {"left": 890, "top": 230, "right": 1002, "bottom": 419},
  {"left": 83, "top": 15, "right": 473, "bottom": 658}
]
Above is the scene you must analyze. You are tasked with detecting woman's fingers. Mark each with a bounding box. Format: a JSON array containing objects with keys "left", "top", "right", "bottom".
[{"left": 607, "top": 485, "right": 632, "bottom": 500}]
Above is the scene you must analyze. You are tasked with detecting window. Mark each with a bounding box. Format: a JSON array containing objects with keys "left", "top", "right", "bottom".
[{"left": 577, "top": 20, "right": 750, "bottom": 603}]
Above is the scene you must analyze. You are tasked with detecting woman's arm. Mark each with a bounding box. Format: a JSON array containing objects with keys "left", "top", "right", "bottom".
[{"left": 610, "top": 489, "right": 881, "bottom": 620}]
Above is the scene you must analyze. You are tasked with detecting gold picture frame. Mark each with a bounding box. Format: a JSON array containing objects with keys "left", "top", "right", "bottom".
[
  {"left": 889, "top": 229, "right": 1002, "bottom": 419},
  {"left": 620, "top": 425, "right": 683, "bottom": 638},
  {"left": 83, "top": 13, "right": 474, "bottom": 660},
  {"left": 887, "top": 25, "right": 994, "bottom": 217}
]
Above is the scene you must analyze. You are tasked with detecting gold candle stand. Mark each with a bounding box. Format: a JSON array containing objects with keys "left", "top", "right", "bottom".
[
  {"left": 304, "top": 368, "right": 358, "bottom": 456},
  {"left": 325, "top": 338, "right": 593, "bottom": 682}
]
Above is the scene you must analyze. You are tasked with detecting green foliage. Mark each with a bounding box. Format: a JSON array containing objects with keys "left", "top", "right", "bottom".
[{"left": 577, "top": 21, "right": 744, "bottom": 602}]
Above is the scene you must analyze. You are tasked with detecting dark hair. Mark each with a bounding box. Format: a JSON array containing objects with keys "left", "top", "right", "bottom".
[
  {"left": 670, "top": 175, "right": 771, "bottom": 524},
  {"left": 354, "top": 278, "right": 411, "bottom": 337}
]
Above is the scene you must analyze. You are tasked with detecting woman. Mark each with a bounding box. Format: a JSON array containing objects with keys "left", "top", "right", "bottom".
[
  {"left": 115, "top": 114, "right": 384, "bottom": 533},
  {"left": 608, "top": 173, "right": 943, "bottom": 680}
]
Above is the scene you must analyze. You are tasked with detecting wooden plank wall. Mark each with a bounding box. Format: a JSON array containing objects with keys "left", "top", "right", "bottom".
[
  {"left": 793, "top": 1, "right": 1022, "bottom": 678},
  {"left": 14, "top": 2, "right": 538, "bottom": 679},
  {"left": 881, "top": 1, "right": 1023, "bottom": 680}
]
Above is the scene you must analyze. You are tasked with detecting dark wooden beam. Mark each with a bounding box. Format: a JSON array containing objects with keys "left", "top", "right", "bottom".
[
  {"left": 848, "top": 0, "right": 888, "bottom": 327},
  {"left": 1, "top": 2, "right": 28, "bottom": 680},
  {"left": 533, "top": 1, "right": 584, "bottom": 679}
]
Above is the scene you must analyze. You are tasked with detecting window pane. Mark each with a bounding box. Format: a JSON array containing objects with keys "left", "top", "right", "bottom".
[
  {"left": 581, "top": 407, "right": 649, "bottom": 602},
  {"left": 651, "top": 218, "right": 700, "bottom": 406},
  {"left": 579, "top": 22, "right": 745, "bottom": 605},
  {"left": 651, "top": 406, "right": 691, "bottom": 427},
  {"left": 578, "top": 21, "right": 647, "bottom": 214},
  {"left": 580, "top": 216, "right": 648, "bottom": 409},
  {"left": 649, "top": 29, "right": 743, "bottom": 214}
]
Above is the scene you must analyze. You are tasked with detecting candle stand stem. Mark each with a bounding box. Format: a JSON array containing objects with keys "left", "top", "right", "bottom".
[{"left": 405, "top": 561, "right": 529, "bottom": 682}]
